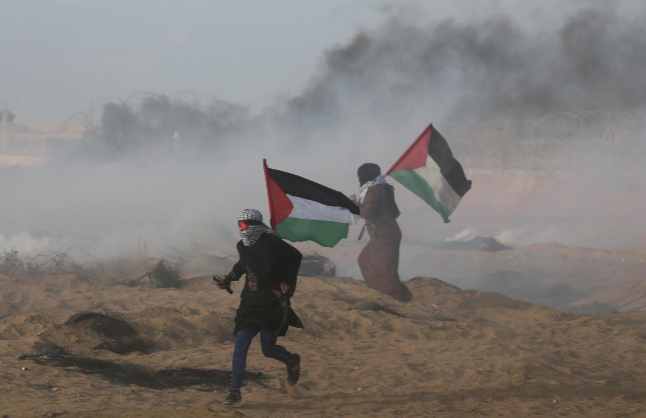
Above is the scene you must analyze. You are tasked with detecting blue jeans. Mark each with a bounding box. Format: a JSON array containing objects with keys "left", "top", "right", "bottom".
[{"left": 231, "top": 326, "right": 294, "bottom": 389}]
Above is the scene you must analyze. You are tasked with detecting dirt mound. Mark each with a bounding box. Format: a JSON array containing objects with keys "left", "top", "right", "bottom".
[
  {"left": 431, "top": 236, "right": 512, "bottom": 252},
  {"left": 3, "top": 273, "right": 646, "bottom": 417},
  {"left": 405, "top": 276, "right": 468, "bottom": 309},
  {"left": 177, "top": 275, "right": 214, "bottom": 291},
  {"left": 396, "top": 243, "right": 646, "bottom": 313},
  {"left": 403, "top": 276, "right": 536, "bottom": 311},
  {"left": 457, "top": 291, "right": 534, "bottom": 311},
  {"left": 575, "top": 277, "right": 646, "bottom": 313},
  {"left": 298, "top": 255, "right": 337, "bottom": 277},
  {"left": 65, "top": 312, "right": 153, "bottom": 354}
]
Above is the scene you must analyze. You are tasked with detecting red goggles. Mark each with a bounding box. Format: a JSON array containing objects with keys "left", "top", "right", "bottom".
[{"left": 238, "top": 220, "right": 262, "bottom": 229}]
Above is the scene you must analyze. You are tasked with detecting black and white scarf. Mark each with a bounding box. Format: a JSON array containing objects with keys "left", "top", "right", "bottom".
[
  {"left": 238, "top": 209, "right": 276, "bottom": 247},
  {"left": 357, "top": 174, "right": 388, "bottom": 206}
]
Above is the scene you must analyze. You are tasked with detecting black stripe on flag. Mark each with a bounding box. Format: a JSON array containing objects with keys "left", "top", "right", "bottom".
[
  {"left": 428, "top": 126, "right": 472, "bottom": 197},
  {"left": 268, "top": 168, "right": 360, "bottom": 215}
]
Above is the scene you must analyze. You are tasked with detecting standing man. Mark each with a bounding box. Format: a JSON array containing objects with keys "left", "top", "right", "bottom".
[
  {"left": 352, "top": 163, "right": 412, "bottom": 302},
  {"left": 214, "top": 209, "right": 303, "bottom": 406}
]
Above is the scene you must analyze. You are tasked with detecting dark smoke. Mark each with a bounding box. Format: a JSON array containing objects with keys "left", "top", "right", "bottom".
[
  {"left": 289, "top": 6, "right": 646, "bottom": 125},
  {"left": 81, "top": 4, "right": 646, "bottom": 159},
  {"left": 84, "top": 96, "right": 250, "bottom": 159}
]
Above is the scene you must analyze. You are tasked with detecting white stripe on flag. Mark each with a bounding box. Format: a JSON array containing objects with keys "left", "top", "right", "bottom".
[
  {"left": 286, "top": 195, "right": 360, "bottom": 225},
  {"left": 415, "top": 156, "right": 462, "bottom": 213}
]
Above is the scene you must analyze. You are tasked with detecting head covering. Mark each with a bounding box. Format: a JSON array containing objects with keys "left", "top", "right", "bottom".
[
  {"left": 356, "top": 163, "right": 388, "bottom": 206},
  {"left": 358, "top": 163, "right": 382, "bottom": 187},
  {"left": 238, "top": 209, "right": 276, "bottom": 247}
]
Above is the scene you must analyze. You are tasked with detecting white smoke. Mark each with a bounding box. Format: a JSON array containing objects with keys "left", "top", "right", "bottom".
[
  {"left": 446, "top": 228, "right": 478, "bottom": 242},
  {"left": 495, "top": 228, "right": 529, "bottom": 247}
]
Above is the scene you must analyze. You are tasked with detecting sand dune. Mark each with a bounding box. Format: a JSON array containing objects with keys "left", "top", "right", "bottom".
[
  {"left": 576, "top": 277, "right": 646, "bottom": 313},
  {"left": 2, "top": 267, "right": 646, "bottom": 417},
  {"left": 291, "top": 241, "right": 646, "bottom": 313}
]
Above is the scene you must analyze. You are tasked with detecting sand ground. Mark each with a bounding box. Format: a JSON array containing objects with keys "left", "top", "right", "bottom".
[{"left": 2, "top": 262, "right": 646, "bottom": 417}]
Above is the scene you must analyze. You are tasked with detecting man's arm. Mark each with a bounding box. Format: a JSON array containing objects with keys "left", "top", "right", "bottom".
[
  {"left": 226, "top": 242, "right": 247, "bottom": 282},
  {"left": 214, "top": 243, "right": 245, "bottom": 290},
  {"left": 359, "top": 186, "right": 381, "bottom": 220},
  {"left": 273, "top": 239, "right": 302, "bottom": 297}
]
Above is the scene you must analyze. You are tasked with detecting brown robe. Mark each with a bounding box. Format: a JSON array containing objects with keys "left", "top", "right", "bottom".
[{"left": 357, "top": 185, "right": 412, "bottom": 302}]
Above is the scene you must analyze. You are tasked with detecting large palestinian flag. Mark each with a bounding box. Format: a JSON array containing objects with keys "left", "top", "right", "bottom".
[
  {"left": 263, "top": 160, "right": 360, "bottom": 247},
  {"left": 387, "top": 124, "right": 472, "bottom": 223}
]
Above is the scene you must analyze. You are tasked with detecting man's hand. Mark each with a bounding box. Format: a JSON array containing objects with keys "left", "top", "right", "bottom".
[
  {"left": 213, "top": 275, "right": 232, "bottom": 293},
  {"left": 213, "top": 275, "right": 223, "bottom": 286},
  {"left": 280, "top": 282, "right": 290, "bottom": 294}
]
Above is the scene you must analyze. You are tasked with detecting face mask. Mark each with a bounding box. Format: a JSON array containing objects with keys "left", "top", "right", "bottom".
[{"left": 239, "top": 225, "right": 264, "bottom": 246}]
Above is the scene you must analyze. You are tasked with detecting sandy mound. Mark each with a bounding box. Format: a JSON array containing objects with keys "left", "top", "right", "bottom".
[
  {"left": 288, "top": 241, "right": 646, "bottom": 313},
  {"left": 429, "top": 236, "right": 512, "bottom": 252},
  {"left": 575, "top": 276, "right": 646, "bottom": 313},
  {"left": 2, "top": 270, "right": 646, "bottom": 417},
  {"left": 63, "top": 312, "right": 153, "bottom": 355}
]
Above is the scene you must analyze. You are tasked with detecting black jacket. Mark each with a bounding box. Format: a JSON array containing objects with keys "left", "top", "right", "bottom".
[
  {"left": 228, "top": 233, "right": 302, "bottom": 298},
  {"left": 227, "top": 233, "right": 303, "bottom": 335}
]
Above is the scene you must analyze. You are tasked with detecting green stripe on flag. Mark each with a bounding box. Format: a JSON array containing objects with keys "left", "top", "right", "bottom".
[
  {"left": 389, "top": 169, "right": 452, "bottom": 223},
  {"left": 276, "top": 217, "right": 350, "bottom": 248}
]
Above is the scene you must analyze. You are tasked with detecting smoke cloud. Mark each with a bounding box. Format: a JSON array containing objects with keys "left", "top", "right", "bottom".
[
  {"left": 2, "top": 1, "right": 646, "bottom": 262},
  {"left": 288, "top": 3, "right": 646, "bottom": 127}
]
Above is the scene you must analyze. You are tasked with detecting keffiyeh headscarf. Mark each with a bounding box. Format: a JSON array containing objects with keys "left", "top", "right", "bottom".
[
  {"left": 238, "top": 209, "right": 276, "bottom": 247},
  {"left": 357, "top": 163, "right": 388, "bottom": 206}
]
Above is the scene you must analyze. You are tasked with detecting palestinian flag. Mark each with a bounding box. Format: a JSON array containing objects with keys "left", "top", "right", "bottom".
[
  {"left": 263, "top": 160, "right": 360, "bottom": 247},
  {"left": 387, "top": 124, "right": 472, "bottom": 223}
]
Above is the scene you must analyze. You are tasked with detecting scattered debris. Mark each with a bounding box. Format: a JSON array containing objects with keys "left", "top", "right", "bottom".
[
  {"left": 0, "top": 247, "right": 102, "bottom": 281},
  {"left": 0, "top": 249, "right": 24, "bottom": 278},
  {"left": 43, "top": 411, "right": 67, "bottom": 418},
  {"left": 299, "top": 255, "right": 336, "bottom": 277},
  {"left": 65, "top": 312, "right": 153, "bottom": 355},
  {"left": 126, "top": 259, "right": 181, "bottom": 289}
]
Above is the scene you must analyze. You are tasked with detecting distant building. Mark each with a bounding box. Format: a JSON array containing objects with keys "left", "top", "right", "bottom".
[
  {"left": 0, "top": 109, "right": 15, "bottom": 123},
  {"left": 0, "top": 108, "right": 84, "bottom": 166}
]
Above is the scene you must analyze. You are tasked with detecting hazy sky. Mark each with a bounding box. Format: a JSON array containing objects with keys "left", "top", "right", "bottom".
[
  {"left": 2, "top": 0, "right": 642, "bottom": 125},
  {"left": 1, "top": 0, "right": 391, "bottom": 124},
  {"left": 0, "top": 0, "right": 565, "bottom": 125}
]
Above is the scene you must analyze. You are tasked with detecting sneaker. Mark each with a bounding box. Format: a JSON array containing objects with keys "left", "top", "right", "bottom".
[
  {"left": 223, "top": 388, "right": 241, "bottom": 406},
  {"left": 287, "top": 354, "right": 301, "bottom": 386}
]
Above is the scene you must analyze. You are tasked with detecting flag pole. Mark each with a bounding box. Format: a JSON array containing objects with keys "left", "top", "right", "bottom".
[
  {"left": 263, "top": 159, "right": 277, "bottom": 229},
  {"left": 385, "top": 123, "right": 433, "bottom": 176}
]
